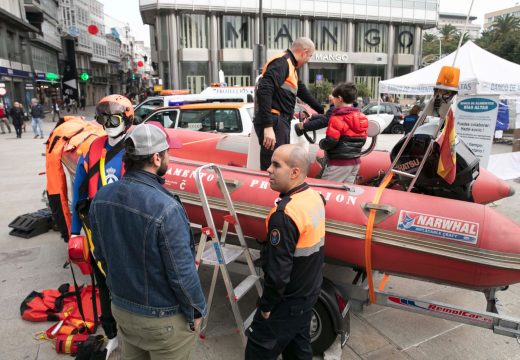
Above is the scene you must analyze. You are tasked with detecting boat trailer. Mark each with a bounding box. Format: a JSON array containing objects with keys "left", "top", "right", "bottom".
[{"left": 329, "top": 267, "right": 520, "bottom": 343}]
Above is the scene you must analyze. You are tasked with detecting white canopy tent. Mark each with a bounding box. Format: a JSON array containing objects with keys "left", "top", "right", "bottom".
[
  {"left": 379, "top": 41, "right": 520, "bottom": 98},
  {"left": 379, "top": 41, "right": 520, "bottom": 180}
]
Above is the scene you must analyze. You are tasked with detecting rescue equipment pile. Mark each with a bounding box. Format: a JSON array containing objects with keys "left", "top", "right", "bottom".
[{"left": 20, "top": 283, "right": 100, "bottom": 355}]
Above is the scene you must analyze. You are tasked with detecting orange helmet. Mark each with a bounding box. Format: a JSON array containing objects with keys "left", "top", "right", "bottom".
[{"left": 95, "top": 94, "right": 134, "bottom": 129}]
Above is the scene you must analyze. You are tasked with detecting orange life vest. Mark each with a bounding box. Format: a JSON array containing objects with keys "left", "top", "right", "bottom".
[{"left": 45, "top": 117, "right": 105, "bottom": 239}]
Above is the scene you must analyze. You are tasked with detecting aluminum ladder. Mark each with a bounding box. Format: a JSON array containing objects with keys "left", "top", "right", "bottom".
[
  {"left": 193, "top": 163, "right": 262, "bottom": 346},
  {"left": 385, "top": 87, "right": 458, "bottom": 192}
]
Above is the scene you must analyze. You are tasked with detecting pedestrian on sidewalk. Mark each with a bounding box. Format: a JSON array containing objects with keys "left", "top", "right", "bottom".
[
  {"left": 9, "top": 102, "right": 24, "bottom": 138},
  {"left": 51, "top": 100, "right": 60, "bottom": 122},
  {"left": 0, "top": 104, "right": 11, "bottom": 134},
  {"left": 70, "top": 98, "right": 78, "bottom": 114},
  {"left": 30, "top": 98, "right": 45, "bottom": 139},
  {"left": 80, "top": 95, "right": 86, "bottom": 110},
  {"left": 89, "top": 123, "right": 206, "bottom": 359}
]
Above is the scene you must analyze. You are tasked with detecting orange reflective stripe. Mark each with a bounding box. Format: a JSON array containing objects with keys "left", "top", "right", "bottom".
[
  {"left": 262, "top": 52, "right": 298, "bottom": 94},
  {"left": 271, "top": 109, "right": 280, "bottom": 115}
]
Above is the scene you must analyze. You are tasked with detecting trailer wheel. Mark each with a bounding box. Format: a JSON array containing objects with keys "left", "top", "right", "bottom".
[{"left": 310, "top": 300, "right": 336, "bottom": 355}]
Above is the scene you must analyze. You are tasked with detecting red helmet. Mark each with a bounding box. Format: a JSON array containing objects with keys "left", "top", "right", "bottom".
[{"left": 95, "top": 94, "right": 134, "bottom": 129}]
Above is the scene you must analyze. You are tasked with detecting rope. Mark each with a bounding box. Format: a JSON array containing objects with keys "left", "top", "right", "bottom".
[
  {"left": 452, "top": 0, "right": 475, "bottom": 67},
  {"left": 365, "top": 171, "right": 394, "bottom": 304}
]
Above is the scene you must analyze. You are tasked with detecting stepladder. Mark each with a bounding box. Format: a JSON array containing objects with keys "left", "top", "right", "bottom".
[
  {"left": 385, "top": 85, "right": 459, "bottom": 192},
  {"left": 193, "top": 163, "right": 262, "bottom": 347}
]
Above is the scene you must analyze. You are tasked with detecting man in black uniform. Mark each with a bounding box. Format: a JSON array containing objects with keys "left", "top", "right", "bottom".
[
  {"left": 255, "top": 37, "right": 324, "bottom": 170},
  {"left": 245, "top": 144, "right": 326, "bottom": 360}
]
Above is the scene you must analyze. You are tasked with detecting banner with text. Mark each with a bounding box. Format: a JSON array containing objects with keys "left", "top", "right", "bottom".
[{"left": 455, "top": 95, "right": 499, "bottom": 168}]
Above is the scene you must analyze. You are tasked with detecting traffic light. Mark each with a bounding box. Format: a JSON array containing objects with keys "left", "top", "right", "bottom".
[
  {"left": 132, "top": 73, "right": 135, "bottom": 80},
  {"left": 80, "top": 72, "right": 89, "bottom": 81}
]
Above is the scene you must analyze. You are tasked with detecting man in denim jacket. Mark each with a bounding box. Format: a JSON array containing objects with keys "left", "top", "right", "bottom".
[{"left": 89, "top": 123, "right": 206, "bottom": 359}]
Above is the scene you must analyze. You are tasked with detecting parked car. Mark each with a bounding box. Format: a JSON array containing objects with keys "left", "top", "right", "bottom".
[
  {"left": 361, "top": 102, "right": 404, "bottom": 134},
  {"left": 143, "top": 102, "right": 255, "bottom": 135},
  {"left": 133, "top": 89, "right": 253, "bottom": 124}
]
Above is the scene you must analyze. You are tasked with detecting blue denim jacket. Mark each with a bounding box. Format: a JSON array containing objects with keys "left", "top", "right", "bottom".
[{"left": 89, "top": 170, "right": 206, "bottom": 321}]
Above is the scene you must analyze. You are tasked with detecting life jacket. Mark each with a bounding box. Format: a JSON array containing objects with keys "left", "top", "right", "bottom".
[
  {"left": 84, "top": 135, "right": 125, "bottom": 199},
  {"left": 20, "top": 283, "right": 77, "bottom": 322},
  {"left": 266, "top": 187, "right": 326, "bottom": 257},
  {"left": 21, "top": 284, "right": 100, "bottom": 338},
  {"left": 45, "top": 117, "right": 105, "bottom": 240}
]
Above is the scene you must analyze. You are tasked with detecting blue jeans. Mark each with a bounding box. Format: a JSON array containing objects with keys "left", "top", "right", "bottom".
[{"left": 31, "top": 117, "right": 43, "bottom": 137}]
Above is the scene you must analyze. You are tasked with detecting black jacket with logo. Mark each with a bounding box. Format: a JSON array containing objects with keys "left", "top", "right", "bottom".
[{"left": 254, "top": 50, "right": 324, "bottom": 128}]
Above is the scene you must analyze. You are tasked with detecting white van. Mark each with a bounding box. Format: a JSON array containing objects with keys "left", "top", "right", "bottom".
[{"left": 134, "top": 88, "right": 254, "bottom": 124}]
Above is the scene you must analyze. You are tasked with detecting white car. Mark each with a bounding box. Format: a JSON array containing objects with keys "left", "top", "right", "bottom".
[{"left": 143, "top": 102, "right": 255, "bottom": 136}]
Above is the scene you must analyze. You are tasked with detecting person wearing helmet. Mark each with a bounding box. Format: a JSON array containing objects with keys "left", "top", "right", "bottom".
[{"left": 69, "top": 94, "right": 134, "bottom": 358}]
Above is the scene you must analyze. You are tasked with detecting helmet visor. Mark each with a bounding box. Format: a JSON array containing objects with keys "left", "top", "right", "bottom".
[
  {"left": 95, "top": 114, "right": 124, "bottom": 128},
  {"left": 95, "top": 101, "right": 129, "bottom": 117}
]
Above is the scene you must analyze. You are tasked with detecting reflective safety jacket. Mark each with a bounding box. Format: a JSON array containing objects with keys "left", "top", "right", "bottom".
[
  {"left": 260, "top": 183, "right": 326, "bottom": 311},
  {"left": 254, "top": 50, "right": 324, "bottom": 127},
  {"left": 70, "top": 136, "right": 125, "bottom": 235}
]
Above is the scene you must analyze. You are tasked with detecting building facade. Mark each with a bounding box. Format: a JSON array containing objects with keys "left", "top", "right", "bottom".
[
  {"left": 0, "top": 0, "right": 38, "bottom": 110},
  {"left": 25, "top": 0, "right": 63, "bottom": 110},
  {"left": 484, "top": 5, "right": 520, "bottom": 30},
  {"left": 432, "top": 12, "right": 480, "bottom": 39},
  {"left": 59, "top": 0, "right": 115, "bottom": 105},
  {"left": 140, "top": 0, "right": 438, "bottom": 96}
]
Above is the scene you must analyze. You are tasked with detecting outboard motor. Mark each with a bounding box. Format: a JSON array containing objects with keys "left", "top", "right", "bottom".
[{"left": 390, "top": 122, "right": 480, "bottom": 202}]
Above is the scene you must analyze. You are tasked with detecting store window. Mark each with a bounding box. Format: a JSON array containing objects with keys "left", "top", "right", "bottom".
[
  {"left": 179, "top": 14, "right": 208, "bottom": 48},
  {"left": 355, "top": 22, "right": 388, "bottom": 53},
  {"left": 309, "top": 67, "right": 346, "bottom": 88},
  {"left": 266, "top": 17, "right": 300, "bottom": 49},
  {"left": 395, "top": 25, "right": 414, "bottom": 54},
  {"left": 222, "top": 15, "right": 252, "bottom": 49},
  {"left": 181, "top": 62, "right": 209, "bottom": 93},
  {"left": 312, "top": 19, "right": 347, "bottom": 52},
  {"left": 220, "top": 62, "right": 252, "bottom": 86}
]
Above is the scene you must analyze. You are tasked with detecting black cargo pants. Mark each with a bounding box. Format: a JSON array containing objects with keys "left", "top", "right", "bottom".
[
  {"left": 244, "top": 297, "right": 316, "bottom": 360},
  {"left": 254, "top": 114, "right": 291, "bottom": 171}
]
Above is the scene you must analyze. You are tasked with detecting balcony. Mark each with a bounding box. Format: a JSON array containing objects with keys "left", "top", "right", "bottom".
[{"left": 24, "top": 0, "right": 43, "bottom": 14}]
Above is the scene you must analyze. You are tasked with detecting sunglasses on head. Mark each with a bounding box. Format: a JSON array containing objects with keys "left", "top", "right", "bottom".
[{"left": 95, "top": 114, "right": 124, "bottom": 128}]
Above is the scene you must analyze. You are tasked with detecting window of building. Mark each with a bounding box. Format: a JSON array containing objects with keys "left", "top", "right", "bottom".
[
  {"left": 222, "top": 15, "right": 252, "bottom": 49},
  {"left": 309, "top": 67, "right": 346, "bottom": 87},
  {"left": 181, "top": 62, "right": 209, "bottom": 93},
  {"left": 395, "top": 25, "right": 414, "bottom": 54},
  {"left": 179, "top": 14, "right": 208, "bottom": 48},
  {"left": 266, "top": 17, "right": 300, "bottom": 49},
  {"left": 220, "top": 62, "right": 252, "bottom": 86},
  {"left": 312, "top": 19, "right": 347, "bottom": 52},
  {"left": 6, "top": 31, "right": 17, "bottom": 61},
  {"left": 355, "top": 22, "right": 388, "bottom": 53}
]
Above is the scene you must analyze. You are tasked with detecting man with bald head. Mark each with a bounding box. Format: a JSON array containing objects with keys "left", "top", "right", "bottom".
[
  {"left": 254, "top": 37, "right": 324, "bottom": 171},
  {"left": 245, "top": 144, "right": 326, "bottom": 359}
]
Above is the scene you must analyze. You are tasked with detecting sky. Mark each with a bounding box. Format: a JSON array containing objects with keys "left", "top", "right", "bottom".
[
  {"left": 99, "top": 0, "right": 520, "bottom": 47},
  {"left": 100, "top": 0, "right": 150, "bottom": 46},
  {"left": 439, "top": 0, "right": 520, "bottom": 24}
]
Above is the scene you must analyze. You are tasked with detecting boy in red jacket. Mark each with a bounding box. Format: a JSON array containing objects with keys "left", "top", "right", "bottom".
[{"left": 319, "top": 83, "right": 368, "bottom": 183}]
